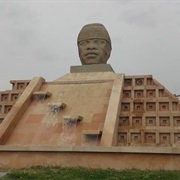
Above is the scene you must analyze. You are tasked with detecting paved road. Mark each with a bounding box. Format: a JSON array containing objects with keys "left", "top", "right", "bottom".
[{"left": 0, "top": 172, "right": 7, "bottom": 178}]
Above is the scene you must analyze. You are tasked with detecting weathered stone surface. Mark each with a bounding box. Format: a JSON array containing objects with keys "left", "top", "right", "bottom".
[
  {"left": 100, "top": 74, "right": 124, "bottom": 146},
  {"left": 0, "top": 77, "right": 45, "bottom": 144},
  {"left": 0, "top": 149, "right": 180, "bottom": 170},
  {"left": 0, "top": 80, "right": 30, "bottom": 123},
  {"left": 71, "top": 64, "right": 114, "bottom": 73},
  {"left": 77, "top": 23, "right": 111, "bottom": 65}
]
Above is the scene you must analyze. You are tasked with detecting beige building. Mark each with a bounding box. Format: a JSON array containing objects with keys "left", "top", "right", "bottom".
[{"left": 0, "top": 64, "right": 180, "bottom": 170}]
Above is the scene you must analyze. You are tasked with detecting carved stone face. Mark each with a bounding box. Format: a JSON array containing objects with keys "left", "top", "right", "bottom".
[{"left": 78, "top": 38, "right": 111, "bottom": 65}]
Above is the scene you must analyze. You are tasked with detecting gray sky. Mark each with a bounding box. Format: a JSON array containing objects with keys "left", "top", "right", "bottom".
[{"left": 0, "top": 0, "right": 180, "bottom": 94}]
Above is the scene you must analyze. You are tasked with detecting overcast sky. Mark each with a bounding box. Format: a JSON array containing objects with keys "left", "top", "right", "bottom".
[{"left": 0, "top": 0, "right": 180, "bottom": 94}]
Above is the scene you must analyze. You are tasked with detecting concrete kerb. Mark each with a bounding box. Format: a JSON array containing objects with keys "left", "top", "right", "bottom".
[{"left": 0, "top": 145, "right": 180, "bottom": 154}]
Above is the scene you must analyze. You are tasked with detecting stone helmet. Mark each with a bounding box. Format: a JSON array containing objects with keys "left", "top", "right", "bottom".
[{"left": 77, "top": 23, "right": 112, "bottom": 50}]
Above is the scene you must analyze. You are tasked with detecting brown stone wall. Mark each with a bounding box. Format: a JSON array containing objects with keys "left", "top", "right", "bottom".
[
  {"left": 0, "top": 80, "right": 30, "bottom": 123},
  {"left": 118, "top": 75, "right": 180, "bottom": 147},
  {"left": 0, "top": 150, "right": 179, "bottom": 170}
]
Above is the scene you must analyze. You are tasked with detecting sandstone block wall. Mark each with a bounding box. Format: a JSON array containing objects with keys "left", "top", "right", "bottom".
[
  {"left": 0, "top": 80, "right": 30, "bottom": 123},
  {"left": 118, "top": 75, "right": 180, "bottom": 147}
]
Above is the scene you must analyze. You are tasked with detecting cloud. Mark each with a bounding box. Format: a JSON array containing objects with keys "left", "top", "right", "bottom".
[
  {"left": 0, "top": 1, "right": 180, "bottom": 94},
  {"left": 122, "top": 4, "right": 158, "bottom": 28}
]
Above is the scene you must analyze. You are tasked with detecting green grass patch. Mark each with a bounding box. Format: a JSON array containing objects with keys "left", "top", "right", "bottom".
[{"left": 1, "top": 166, "right": 180, "bottom": 180}]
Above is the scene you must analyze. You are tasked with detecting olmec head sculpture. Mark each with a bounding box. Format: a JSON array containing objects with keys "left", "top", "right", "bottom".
[{"left": 77, "top": 23, "right": 112, "bottom": 65}]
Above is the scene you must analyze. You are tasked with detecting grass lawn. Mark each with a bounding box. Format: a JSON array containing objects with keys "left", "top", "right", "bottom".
[{"left": 1, "top": 166, "right": 180, "bottom": 180}]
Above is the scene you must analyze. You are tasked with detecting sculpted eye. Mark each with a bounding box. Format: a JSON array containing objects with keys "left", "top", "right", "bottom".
[
  {"left": 94, "top": 39, "right": 99, "bottom": 43},
  {"left": 79, "top": 40, "right": 90, "bottom": 46},
  {"left": 101, "top": 40, "right": 106, "bottom": 44},
  {"left": 79, "top": 41, "right": 85, "bottom": 46}
]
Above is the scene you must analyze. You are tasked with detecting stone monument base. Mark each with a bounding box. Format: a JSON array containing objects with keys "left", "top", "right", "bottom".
[{"left": 0, "top": 145, "right": 179, "bottom": 170}]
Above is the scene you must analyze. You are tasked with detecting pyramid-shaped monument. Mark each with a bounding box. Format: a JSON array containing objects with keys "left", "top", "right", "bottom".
[{"left": 0, "top": 23, "right": 180, "bottom": 170}]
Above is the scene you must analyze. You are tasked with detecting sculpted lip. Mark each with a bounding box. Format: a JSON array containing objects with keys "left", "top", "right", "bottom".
[{"left": 86, "top": 52, "right": 98, "bottom": 56}]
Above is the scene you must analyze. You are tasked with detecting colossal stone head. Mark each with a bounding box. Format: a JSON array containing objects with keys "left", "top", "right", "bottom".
[{"left": 77, "top": 23, "right": 112, "bottom": 65}]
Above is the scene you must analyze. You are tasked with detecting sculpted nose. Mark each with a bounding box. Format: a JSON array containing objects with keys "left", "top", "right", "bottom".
[
  {"left": 87, "top": 42, "right": 97, "bottom": 50},
  {"left": 87, "top": 47, "right": 95, "bottom": 50}
]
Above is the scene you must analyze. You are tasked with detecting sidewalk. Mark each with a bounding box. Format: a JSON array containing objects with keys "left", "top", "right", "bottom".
[{"left": 0, "top": 172, "right": 7, "bottom": 178}]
